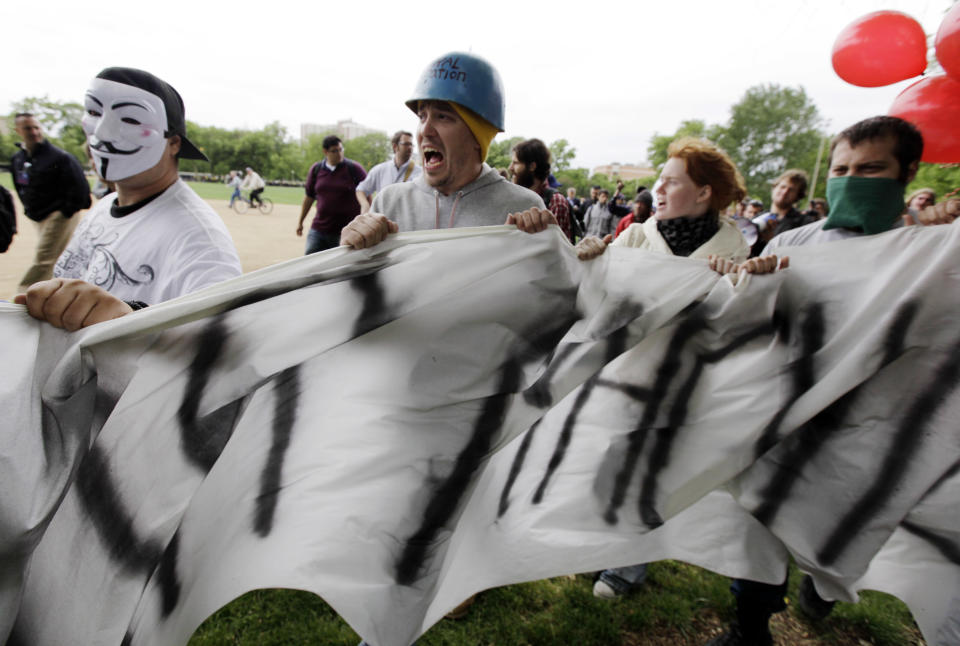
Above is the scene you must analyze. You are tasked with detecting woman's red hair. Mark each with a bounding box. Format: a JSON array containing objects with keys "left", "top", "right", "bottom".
[{"left": 667, "top": 137, "right": 746, "bottom": 212}]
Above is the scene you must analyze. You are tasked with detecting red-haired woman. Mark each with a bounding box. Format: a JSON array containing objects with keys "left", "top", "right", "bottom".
[
  {"left": 577, "top": 137, "right": 785, "bottom": 275},
  {"left": 579, "top": 137, "right": 784, "bottom": 600}
]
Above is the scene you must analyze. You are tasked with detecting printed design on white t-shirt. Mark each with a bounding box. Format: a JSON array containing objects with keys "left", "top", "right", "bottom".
[{"left": 56, "top": 220, "right": 155, "bottom": 291}]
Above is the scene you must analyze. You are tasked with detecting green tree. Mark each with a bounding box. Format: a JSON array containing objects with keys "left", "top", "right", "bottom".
[
  {"left": 645, "top": 86, "right": 826, "bottom": 203},
  {"left": 486, "top": 136, "right": 524, "bottom": 171},
  {"left": 274, "top": 143, "right": 309, "bottom": 183},
  {"left": 548, "top": 139, "right": 576, "bottom": 172},
  {"left": 646, "top": 119, "right": 717, "bottom": 171},
  {"left": 8, "top": 97, "right": 88, "bottom": 162},
  {"left": 0, "top": 130, "right": 18, "bottom": 162},
  {"left": 907, "top": 163, "right": 960, "bottom": 200},
  {"left": 181, "top": 121, "right": 300, "bottom": 180},
  {"left": 58, "top": 124, "right": 89, "bottom": 164},
  {"left": 714, "top": 84, "right": 824, "bottom": 200},
  {"left": 233, "top": 122, "right": 293, "bottom": 178},
  {"left": 343, "top": 132, "right": 391, "bottom": 173},
  {"left": 10, "top": 96, "right": 84, "bottom": 137},
  {"left": 554, "top": 168, "right": 590, "bottom": 197},
  {"left": 181, "top": 122, "right": 237, "bottom": 176},
  {"left": 269, "top": 123, "right": 302, "bottom": 178}
]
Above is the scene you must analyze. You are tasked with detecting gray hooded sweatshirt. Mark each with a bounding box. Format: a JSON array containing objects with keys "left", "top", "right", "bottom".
[{"left": 371, "top": 163, "right": 544, "bottom": 231}]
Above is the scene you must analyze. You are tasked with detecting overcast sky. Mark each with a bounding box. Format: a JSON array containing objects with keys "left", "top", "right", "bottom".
[{"left": 5, "top": 0, "right": 952, "bottom": 170}]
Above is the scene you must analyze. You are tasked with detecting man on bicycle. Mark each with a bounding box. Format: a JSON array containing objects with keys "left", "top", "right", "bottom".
[{"left": 241, "top": 166, "right": 266, "bottom": 207}]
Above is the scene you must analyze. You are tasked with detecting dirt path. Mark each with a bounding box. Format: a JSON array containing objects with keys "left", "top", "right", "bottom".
[{"left": 0, "top": 196, "right": 307, "bottom": 301}]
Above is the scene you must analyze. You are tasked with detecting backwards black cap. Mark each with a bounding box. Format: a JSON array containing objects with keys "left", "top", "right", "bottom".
[{"left": 95, "top": 67, "right": 208, "bottom": 162}]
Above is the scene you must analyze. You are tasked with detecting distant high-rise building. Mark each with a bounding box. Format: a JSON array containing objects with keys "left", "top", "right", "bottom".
[{"left": 300, "top": 119, "right": 384, "bottom": 142}]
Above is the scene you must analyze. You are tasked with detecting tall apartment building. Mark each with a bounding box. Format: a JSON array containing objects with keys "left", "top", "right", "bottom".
[{"left": 591, "top": 162, "right": 657, "bottom": 181}]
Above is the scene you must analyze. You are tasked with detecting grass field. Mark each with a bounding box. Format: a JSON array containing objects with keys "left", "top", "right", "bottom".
[
  {"left": 184, "top": 180, "right": 306, "bottom": 205},
  {"left": 0, "top": 172, "right": 305, "bottom": 206},
  {"left": 188, "top": 562, "right": 924, "bottom": 645}
]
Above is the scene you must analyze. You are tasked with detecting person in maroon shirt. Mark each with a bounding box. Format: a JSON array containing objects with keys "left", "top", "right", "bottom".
[{"left": 296, "top": 135, "right": 367, "bottom": 254}]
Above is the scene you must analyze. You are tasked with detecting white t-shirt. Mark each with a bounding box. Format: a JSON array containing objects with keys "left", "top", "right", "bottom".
[
  {"left": 241, "top": 171, "right": 264, "bottom": 191},
  {"left": 762, "top": 219, "right": 861, "bottom": 254},
  {"left": 761, "top": 217, "right": 915, "bottom": 254},
  {"left": 54, "top": 180, "right": 242, "bottom": 303}
]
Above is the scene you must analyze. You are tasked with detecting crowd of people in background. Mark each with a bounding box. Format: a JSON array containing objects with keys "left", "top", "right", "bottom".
[{"left": 6, "top": 99, "right": 952, "bottom": 272}]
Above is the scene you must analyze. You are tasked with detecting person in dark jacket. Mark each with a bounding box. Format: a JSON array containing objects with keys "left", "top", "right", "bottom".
[
  {"left": 11, "top": 113, "right": 91, "bottom": 291},
  {"left": 750, "top": 169, "right": 816, "bottom": 253},
  {"left": 0, "top": 185, "right": 16, "bottom": 254}
]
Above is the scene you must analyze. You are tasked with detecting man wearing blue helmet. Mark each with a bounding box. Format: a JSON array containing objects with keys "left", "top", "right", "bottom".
[{"left": 340, "top": 52, "right": 557, "bottom": 248}]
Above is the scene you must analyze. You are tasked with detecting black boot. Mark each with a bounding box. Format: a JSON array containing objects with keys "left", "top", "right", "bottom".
[
  {"left": 797, "top": 575, "right": 836, "bottom": 620},
  {"left": 704, "top": 621, "right": 773, "bottom": 646}
]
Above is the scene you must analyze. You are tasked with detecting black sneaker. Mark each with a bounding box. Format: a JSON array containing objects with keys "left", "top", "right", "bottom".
[
  {"left": 797, "top": 575, "right": 836, "bottom": 620},
  {"left": 704, "top": 623, "right": 773, "bottom": 646}
]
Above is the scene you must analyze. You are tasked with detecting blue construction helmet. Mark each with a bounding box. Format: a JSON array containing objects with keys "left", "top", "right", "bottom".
[{"left": 405, "top": 52, "right": 505, "bottom": 132}]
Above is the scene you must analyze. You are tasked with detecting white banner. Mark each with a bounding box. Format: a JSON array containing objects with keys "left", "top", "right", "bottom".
[{"left": 2, "top": 224, "right": 958, "bottom": 646}]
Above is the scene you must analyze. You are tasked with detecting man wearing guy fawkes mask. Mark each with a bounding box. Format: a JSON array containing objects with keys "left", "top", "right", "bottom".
[
  {"left": 15, "top": 67, "right": 241, "bottom": 331},
  {"left": 706, "top": 115, "right": 958, "bottom": 646}
]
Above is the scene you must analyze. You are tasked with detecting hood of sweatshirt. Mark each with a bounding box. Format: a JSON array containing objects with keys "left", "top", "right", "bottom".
[
  {"left": 372, "top": 163, "right": 544, "bottom": 232},
  {"left": 409, "top": 163, "right": 504, "bottom": 200}
]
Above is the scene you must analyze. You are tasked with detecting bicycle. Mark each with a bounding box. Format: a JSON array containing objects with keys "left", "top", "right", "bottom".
[{"left": 232, "top": 192, "right": 273, "bottom": 215}]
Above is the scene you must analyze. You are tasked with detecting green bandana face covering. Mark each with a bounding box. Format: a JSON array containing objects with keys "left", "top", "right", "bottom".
[{"left": 822, "top": 176, "right": 905, "bottom": 235}]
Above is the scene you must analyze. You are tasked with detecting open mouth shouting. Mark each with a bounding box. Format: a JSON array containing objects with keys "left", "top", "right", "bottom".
[{"left": 422, "top": 146, "right": 445, "bottom": 172}]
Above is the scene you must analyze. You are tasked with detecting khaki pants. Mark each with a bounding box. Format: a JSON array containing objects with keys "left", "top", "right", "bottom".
[{"left": 17, "top": 210, "right": 81, "bottom": 292}]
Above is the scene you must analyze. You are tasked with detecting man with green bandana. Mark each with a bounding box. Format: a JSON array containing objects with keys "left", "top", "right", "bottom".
[
  {"left": 340, "top": 51, "right": 556, "bottom": 249},
  {"left": 707, "top": 114, "right": 956, "bottom": 646},
  {"left": 764, "top": 116, "right": 954, "bottom": 254}
]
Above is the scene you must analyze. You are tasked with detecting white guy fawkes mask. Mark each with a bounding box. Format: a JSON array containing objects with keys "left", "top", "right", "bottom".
[{"left": 83, "top": 78, "right": 169, "bottom": 182}]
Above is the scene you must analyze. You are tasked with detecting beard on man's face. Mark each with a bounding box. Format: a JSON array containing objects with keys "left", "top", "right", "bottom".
[{"left": 514, "top": 167, "right": 535, "bottom": 189}]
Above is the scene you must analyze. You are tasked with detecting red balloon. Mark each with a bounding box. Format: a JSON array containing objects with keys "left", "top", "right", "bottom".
[
  {"left": 832, "top": 11, "right": 927, "bottom": 87},
  {"left": 889, "top": 75, "right": 960, "bottom": 163},
  {"left": 935, "top": 2, "right": 960, "bottom": 82}
]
